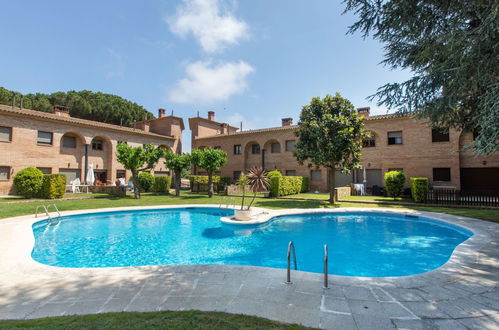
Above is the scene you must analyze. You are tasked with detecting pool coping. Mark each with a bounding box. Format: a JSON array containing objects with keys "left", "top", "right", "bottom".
[{"left": 1, "top": 205, "right": 498, "bottom": 328}]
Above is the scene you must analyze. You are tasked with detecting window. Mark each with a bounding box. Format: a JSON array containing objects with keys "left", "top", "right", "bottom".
[
  {"left": 0, "top": 167, "right": 10, "bottom": 180},
  {"left": 116, "top": 170, "right": 126, "bottom": 179},
  {"left": 387, "top": 131, "right": 403, "bottom": 145},
  {"left": 271, "top": 143, "right": 281, "bottom": 153},
  {"left": 233, "top": 171, "right": 241, "bottom": 181},
  {"left": 214, "top": 146, "right": 222, "bottom": 150},
  {"left": 311, "top": 170, "right": 322, "bottom": 181},
  {"left": 233, "top": 145, "right": 241, "bottom": 155},
  {"left": 62, "top": 135, "right": 76, "bottom": 148},
  {"left": 37, "top": 167, "right": 52, "bottom": 174},
  {"left": 251, "top": 144, "right": 260, "bottom": 154},
  {"left": 117, "top": 140, "right": 128, "bottom": 145},
  {"left": 432, "top": 128, "right": 449, "bottom": 142},
  {"left": 92, "top": 139, "right": 103, "bottom": 150},
  {"left": 0, "top": 126, "right": 12, "bottom": 142},
  {"left": 286, "top": 170, "right": 296, "bottom": 176},
  {"left": 362, "top": 134, "right": 376, "bottom": 147},
  {"left": 285, "top": 140, "right": 295, "bottom": 152},
  {"left": 433, "top": 168, "right": 451, "bottom": 182},
  {"left": 37, "top": 131, "right": 53, "bottom": 145}
]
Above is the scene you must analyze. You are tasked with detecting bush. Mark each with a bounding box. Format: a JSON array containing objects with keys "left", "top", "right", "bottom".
[
  {"left": 39, "top": 174, "right": 66, "bottom": 199},
  {"left": 189, "top": 175, "right": 221, "bottom": 185},
  {"left": 138, "top": 172, "right": 155, "bottom": 192},
  {"left": 220, "top": 176, "right": 231, "bottom": 187},
  {"left": 410, "top": 177, "right": 429, "bottom": 203},
  {"left": 269, "top": 176, "right": 309, "bottom": 197},
  {"left": 384, "top": 171, "right": 406, "bottom": 199},
  {"left": 13, "top": 167, "right": 44, "bottom": 198},
  {"left": 153, "top": 176, "right": 172, "bottom": 193},
  {"left": 267, "top": 170, "right": 282, "bottom": 179}
]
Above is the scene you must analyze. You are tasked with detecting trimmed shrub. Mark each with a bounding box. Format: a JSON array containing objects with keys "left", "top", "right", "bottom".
[
  {"left": 13, "top": 167, "right": 44, "bottom": 198},
  {"left": 138, "top": 172, "right": 155, "bottom": 192},
  {"left": 189, "top": 175, "right": 221, "bottom": 185},
  {"left": 153, "top": 176, "right": 172, "bottom": 193},
  {"left": 267, "top": 170, "right": 282, "bottom": 179},
  {"left": 39, "top": 174, "right": 66, "bottom": 199},
  {"left": 410, "top": 177, "right": 429, "bottom": 203},
  {"left": 269, "top": 176, "right": 309, "bottom": 197},
  {"left": 384, "top": 171, "right": 406, "bottom": 199}
]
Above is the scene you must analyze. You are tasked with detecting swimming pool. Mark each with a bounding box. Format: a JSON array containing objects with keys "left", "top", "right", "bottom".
[{"left": 31, "top": 207, "right": 473, "bottom": 277}]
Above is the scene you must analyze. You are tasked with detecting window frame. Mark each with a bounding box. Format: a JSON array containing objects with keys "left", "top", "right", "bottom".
[
  {"left": 431, "top": 128, "right": 450, "bottom": 142},
  {"left": 285, "top": 140, "right": 296, "bottom": 152},
  {"left": 0, "top": 126, "right": 12, "bottom": 143},
  {"left": 433, "top": 168, "right": 451, "bottom": 182},
  {"left": 310, "top": 169, "right": 322, "bottom": 181},
  {"left": 62, "top": 135, "right": 77, "bottom": 148},
  {"left": 271, "top": 142, "right": 281, "bottom": 153},
  {"left": 387, "top": 131, "right": 403, "bottom": 145},
  {"left": 37, "top": 131, "right": 53, "bottom": 146},
  {"left": 37, "top": 167, "right": 52, "bottom": 174},
  {"left": 92, "top": 139, "right": 104, "bottom": 151},
  {"left": 0, "top": 166, "right": 10, "bottom": 180},
  {"left": 362, "top": 134, "right": 376, "bottom": 148},
  {"left": 285, "top": 170, "right": 297, "bottom": 176},
  {"left": 233, "top": 144, "right": 241, "bottom": 155},
  {"left": 251, "top": 144, "right": 260, "bottom": 154}
]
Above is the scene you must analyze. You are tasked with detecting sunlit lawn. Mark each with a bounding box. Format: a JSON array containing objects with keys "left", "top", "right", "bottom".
[{"left": 0, "top": 191, "right": 497, "bottom": 223}]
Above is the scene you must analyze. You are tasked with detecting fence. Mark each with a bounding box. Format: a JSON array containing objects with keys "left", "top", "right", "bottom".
[{"left": 425, "top": 189, "right": 499, "bottom": 207}]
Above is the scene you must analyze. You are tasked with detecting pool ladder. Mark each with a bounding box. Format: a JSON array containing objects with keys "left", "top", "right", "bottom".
[
  {"left": 285, "top": 241, "right": 329, "bottom": 288},
  {"left": 35, "top": 204, "right": 62, "bottom": 224},
  {"left": 219, "top": 196, "right": 236, "bottom": 209}
]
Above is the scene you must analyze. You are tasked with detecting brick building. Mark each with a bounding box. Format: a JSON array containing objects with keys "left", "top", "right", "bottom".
[
  {"left": 0, "top": 105, "right": 183, "bottom": 195},
  {"left": 190, "top": 110, "right": 499, "bottom": 192}
]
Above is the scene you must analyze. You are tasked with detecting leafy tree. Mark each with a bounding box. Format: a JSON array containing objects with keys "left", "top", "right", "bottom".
[
  {"left": 0, "top": 87, "right": 154, "bottom": 126},
  {"left": 294, "top": 93, "right": 365, "bottom": 204},
  {"left": 165, "top": 153, "right": 192, "bottom": 196},
  {"left": 344, "top": 0, "right": 499, "bottom": 155},
  {"left": 116, "top": 143, "right": 165, "bottom": 199},
  {"left": 191, "top": 148, "right": 227, "bottom": 198},
  {"left": 246, "top": 166, "right": 269, "bottom": 210}
]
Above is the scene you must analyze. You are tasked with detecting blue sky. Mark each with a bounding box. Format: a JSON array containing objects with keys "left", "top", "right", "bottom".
[{"left": 0, "top": 0, "right": 410, "bottom": 151}]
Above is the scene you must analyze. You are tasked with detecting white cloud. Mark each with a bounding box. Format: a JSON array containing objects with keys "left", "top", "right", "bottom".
[
  {"left": 168, "top": 60, "right": 254, "bottom": 104},
  {"left": 225, "top": 112, "right": 260, "bottom": 130},
  {"left": 105, "top": 48, "right": 125, "bottom": 79},
  {"left": 167, "top": 0, "right": 249, "bottom": 53}
]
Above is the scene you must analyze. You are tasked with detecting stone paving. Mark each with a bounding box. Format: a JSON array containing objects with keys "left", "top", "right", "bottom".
[{"left": 0, "top": 205, "right": 498, "bottom": 329}]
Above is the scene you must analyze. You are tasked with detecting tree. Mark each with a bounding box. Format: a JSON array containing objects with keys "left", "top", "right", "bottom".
[
  {"left": 165, "top": 153, "right": 192, "bottom": 196},
  {"left": 116, "top": 143, "right": 165, "bottom": 199},
  {"left": 191, "top": 148, "right": 227, "bottom": 198},
  {"left": 294, "top": 93, "right": 365, "bottom": 204},
  {"left": 246, "top": 166, "right": 269, "bottom": 209},
  {"left": 344, "top": 0, "right": 499, "bottom": 155}
]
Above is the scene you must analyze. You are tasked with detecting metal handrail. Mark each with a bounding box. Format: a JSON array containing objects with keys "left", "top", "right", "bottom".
[
  {"left": 35, "top": 205, "right": 50, "bottom": 218},
  {"left": 324, "top": 244, "right": 328, "bottom": 288},
  {"left": 285, "top": 241, "right": 297, "bottom": 284},
  {"left": 47, "top": 204, "right": 61, "bottom": 219}
]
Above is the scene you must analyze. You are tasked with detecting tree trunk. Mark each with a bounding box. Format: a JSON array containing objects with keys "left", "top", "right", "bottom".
[
  {"left": 132, "top": 170, "right": 140, "bottom": 199},
  {"left": 208, "top": 171, "right": 213, "bottom": 198},
  {"left": 175, "top": 170, "right": 180, "bottom": 196},
  {"left": 328, "top": 166, "right": 336, "bottom": 204}
]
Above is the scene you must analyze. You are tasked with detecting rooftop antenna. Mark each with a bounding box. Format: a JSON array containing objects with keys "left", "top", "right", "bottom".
[
  {"left": 172, "top": 110, "right": 174, "bottom": 116},
  {"left": 20, "top": 96, "right": 23, "bottom": 109},
  {"left": 12, "top": 94, "right": 16, "bottom": 108},
  {"left": 240, "top": 121, "right": 243, "bottom": 131},
  {"left": 197, "top": 111, "right": 200, "bottom": 117}
]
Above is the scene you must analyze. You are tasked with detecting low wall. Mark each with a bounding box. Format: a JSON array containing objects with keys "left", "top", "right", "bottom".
[
  {"left": 335, "top": 186, "right": 351, "bottom": 201},
  {"left": 90, "top": 185, "right": 126, "bottom": 197}
]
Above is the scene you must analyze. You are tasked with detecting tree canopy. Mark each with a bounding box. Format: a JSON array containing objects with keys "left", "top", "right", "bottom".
[
  {"left": 0, "top": 87, "right": 154, "bottom": 126},
  {"left": 191, "top": 148, "right": 227, "bottom": 198},
  {"left": 165, "top": 153, "right": 192, "bottom": 196},
  {"left": 344, "top": 0, "right": 499, "bottom": 155},
  {"left": 294, "top": 93, "right": 365, "bottom": 203},
  {"left": 116, "top": 143, "right": 165, "bottom": 199}
]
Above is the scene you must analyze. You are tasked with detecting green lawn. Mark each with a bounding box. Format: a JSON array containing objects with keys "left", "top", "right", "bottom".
[
  {"left": 0, "top": 311, "right": 313, "bottom": 329},
  {"left": 342, "top": 195, "right": 414, "bottom": 203},
  {"left": 0, "top": 191, "right": 498, "bottom": 223}
]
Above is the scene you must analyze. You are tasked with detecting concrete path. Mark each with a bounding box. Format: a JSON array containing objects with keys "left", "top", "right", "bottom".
[{"left": 0, "top": 206, "right": 498, "bottom": 329}]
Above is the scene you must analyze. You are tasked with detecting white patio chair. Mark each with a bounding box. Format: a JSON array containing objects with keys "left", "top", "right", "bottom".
[{"left": 72, "top": 178, "right": 81, "bottom": 193}]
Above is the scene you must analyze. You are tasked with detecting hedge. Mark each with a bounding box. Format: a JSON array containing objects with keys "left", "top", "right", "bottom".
[
  {"left": 39, "top": 174, "right": 66, "bottom": 199},
  {"left": 138, "top": 172, "right": 155, "bottom": 192},
  {"left": 189, "top": 175, "right": 230, "bottom": 193},
  {"left": 154, "top": 176, "right": 172, "bottom": 193},
  {"left": 189, "top": 175, "right": 221, "bottom": 185},
  {"left": 410, "top": 177, "right": 429, "bottom": 203},
  {"left": 269, "top": 176, "right": 309, "bottom": 197},
  {"left": 384, "top": 170, "right": 406, "bottom": 198},
  {"left": 13, "top": 167, "right": 44, "bottom": 198}
]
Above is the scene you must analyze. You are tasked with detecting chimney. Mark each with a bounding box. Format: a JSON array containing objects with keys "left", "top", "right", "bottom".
[
  {"left": 220, "top": 123, "right": 228, "bottom": 134},
  {"left": 281, "top": 117, "right": 293, "bottom": 126},
  {"left": 53, "top": 105, "right": 70, "bottom": 117},
  {"left": 158, "top": 108, "right": 166, "bottom": 118},
  {"left": 208, "top": 111, "right": 215, "bottom": 121},
  {"left": 357, "top": 107, "right": 370, "bottom": 118}
]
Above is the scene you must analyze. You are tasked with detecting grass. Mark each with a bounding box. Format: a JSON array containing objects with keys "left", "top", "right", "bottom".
[
  {"left": 343, "top": 195, "right": 414, "bottom": 203},
  {"left": 0, "top": 191, "right": 498, "bottom": 223},
  {"left": 0, "top": 193, "right": 109, "bottom": 203},
  {"left": 0, "top": 310, "right": 314, "bottom": 329}
]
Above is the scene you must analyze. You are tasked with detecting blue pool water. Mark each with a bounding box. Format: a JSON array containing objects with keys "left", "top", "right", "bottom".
[{"left": 31, "top": 208, "right": 472, "bottom": 277}]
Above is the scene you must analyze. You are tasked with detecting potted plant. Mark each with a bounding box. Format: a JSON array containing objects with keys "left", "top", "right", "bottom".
[{"left": 235, "top": 167, "right": 269, "bottom": 221}]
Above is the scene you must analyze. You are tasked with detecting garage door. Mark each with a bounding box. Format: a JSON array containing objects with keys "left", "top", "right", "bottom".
[
  {"left": 59, "top": 169, "right": 81, "bottom": 183},
  {"left": 460, "top": 168, "right": 499, "bottom": 191}
]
